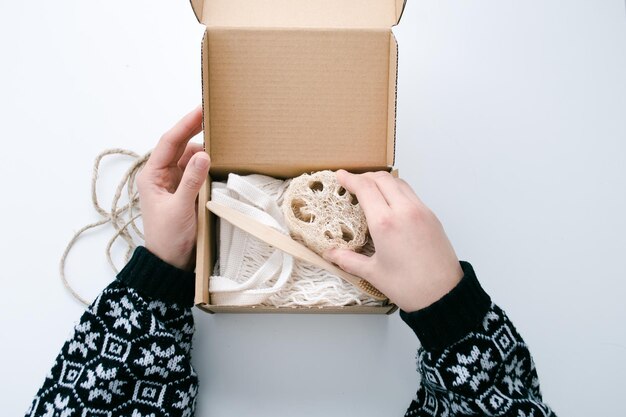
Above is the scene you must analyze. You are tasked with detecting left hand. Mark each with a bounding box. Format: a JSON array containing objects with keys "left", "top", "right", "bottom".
[{"left": 136, "top": 106, "right": 210, "bottom": 270}]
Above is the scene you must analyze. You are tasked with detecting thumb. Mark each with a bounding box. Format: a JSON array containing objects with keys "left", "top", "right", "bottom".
[
  {"left": 175, "top": 152, "right": 210, "bottom": 206},
  {"left": 323, "top": 248, "right": 372, "bottom": 279}
]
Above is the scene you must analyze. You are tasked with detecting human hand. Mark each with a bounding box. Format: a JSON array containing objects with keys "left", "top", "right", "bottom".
[
  {"left": 323, "top": 170, "right": 464, "bottom": 312},
  {"left": 137, "top": 106, "right": 210, "bottom": 271}
]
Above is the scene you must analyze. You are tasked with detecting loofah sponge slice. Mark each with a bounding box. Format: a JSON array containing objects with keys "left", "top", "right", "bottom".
[{"left": 282, "top": 170, "right": 368, "bottom": 255}]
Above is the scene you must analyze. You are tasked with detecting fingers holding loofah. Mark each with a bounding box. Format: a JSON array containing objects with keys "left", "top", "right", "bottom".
[{"left": 282, "top": 170, "right": 369, "bottom": 255}]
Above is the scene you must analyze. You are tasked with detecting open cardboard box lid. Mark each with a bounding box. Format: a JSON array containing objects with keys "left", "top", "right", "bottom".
[{"left": 190, "top": 0, "right": 406, "bottom": 178}]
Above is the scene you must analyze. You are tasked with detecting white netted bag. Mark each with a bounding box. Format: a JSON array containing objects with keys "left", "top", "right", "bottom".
[{"left": 281, "top": 170, "right": 368, "bottom": 255}]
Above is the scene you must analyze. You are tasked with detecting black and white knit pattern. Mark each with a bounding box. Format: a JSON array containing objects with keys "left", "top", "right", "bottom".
[
  {"left": 26, "top": 278, "right": 197, "bottom": 416},
  {"left": 404, "top": 303, "right": 555, "bottom": 416},
  {"left": 25, "top": 248, "right": 556, "bottom": 416}
]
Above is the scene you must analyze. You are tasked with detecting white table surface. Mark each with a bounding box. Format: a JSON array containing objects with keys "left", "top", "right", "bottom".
[{"left": 1, "top": 1, "right": 625, "bottom": 416}]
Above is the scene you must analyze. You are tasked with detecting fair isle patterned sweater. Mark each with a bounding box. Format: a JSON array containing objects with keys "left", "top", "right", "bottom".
[{"left": 26, "top": 247, "right": 556, "bottom": 416}]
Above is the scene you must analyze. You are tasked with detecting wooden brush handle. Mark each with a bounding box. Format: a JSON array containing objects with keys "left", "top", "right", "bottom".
[{"left": 206, "top": 201, "right": 387, "bottom": 301}]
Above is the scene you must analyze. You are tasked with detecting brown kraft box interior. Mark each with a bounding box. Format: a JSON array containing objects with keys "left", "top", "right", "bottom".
[{"left": 190, "top": 0, "right": 407, "bottom": 314}]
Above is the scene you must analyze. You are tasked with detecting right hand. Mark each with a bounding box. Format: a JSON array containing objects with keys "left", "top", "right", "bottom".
[{"left": 322, "top": 170, "right": 464, "bottom": 312}]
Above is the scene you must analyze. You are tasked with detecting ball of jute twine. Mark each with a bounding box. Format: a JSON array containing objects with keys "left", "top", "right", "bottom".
[{"left": 59, "top": 149, "right": 150, "bottom": 306}]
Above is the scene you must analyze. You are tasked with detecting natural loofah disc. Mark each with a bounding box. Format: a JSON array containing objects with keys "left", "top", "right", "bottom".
[{"left": 282, "top": 170, "right": 368, "bottom": 255}]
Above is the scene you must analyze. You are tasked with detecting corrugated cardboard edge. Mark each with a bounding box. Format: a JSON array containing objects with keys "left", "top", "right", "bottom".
[
  {"left": 387, "top": 33, "right": 398, "bottom": 167},
  {"left": 395, "top": 0, "right": 407, "bottom": 25},
  {"left": 194, "top": 179, "right": 211, "bottom": 305},
  {"left": 201, "top": 31, "right": 211, "bottom": 158},
  {"left": 197, "top": 304, "right": 398, "bottom": 315},
  {"left": 194, "top": 30, "right": 212, "bottom": 306}
]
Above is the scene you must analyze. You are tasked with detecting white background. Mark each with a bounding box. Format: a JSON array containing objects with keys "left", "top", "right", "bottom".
[{"left": 1, "top": 1, "right": 625, "bottom": 416}]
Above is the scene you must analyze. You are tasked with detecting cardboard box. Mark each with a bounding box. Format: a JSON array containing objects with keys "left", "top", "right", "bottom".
[{"left": 191, "top": 0, "right": 406, "bottom": 314}]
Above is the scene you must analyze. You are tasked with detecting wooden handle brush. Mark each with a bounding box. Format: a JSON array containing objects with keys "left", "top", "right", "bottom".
[{"left": 206, "top": 201, "right": 387, "bottom": 301}]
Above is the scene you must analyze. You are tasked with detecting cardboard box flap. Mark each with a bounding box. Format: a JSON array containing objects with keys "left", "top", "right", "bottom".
[
  {"left": 190, "top": 0, "right": 406, "bottom": 28},
  {"left": 204, "top": 28, "right": 396, "bottom": 177}
]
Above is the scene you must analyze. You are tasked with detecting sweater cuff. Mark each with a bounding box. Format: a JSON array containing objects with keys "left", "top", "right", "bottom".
[
  {"left": 116, "top": 246, "right": 196, "bottom": 307},
  {"left": 399, "top": 261, "right": 491, "bottom": 352}
]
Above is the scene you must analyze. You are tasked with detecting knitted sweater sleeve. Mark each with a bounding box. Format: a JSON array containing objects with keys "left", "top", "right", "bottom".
[
  {"left": 399, "top": 261, "right": 557, "bottom": 417},
  {"left": 25, "top": 246, "right": 198, "bottom": 417}
]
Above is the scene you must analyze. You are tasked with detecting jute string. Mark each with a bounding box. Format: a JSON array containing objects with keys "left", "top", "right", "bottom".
[{"left": 60, "top": 149, "right": 150, "bottom": 306}]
